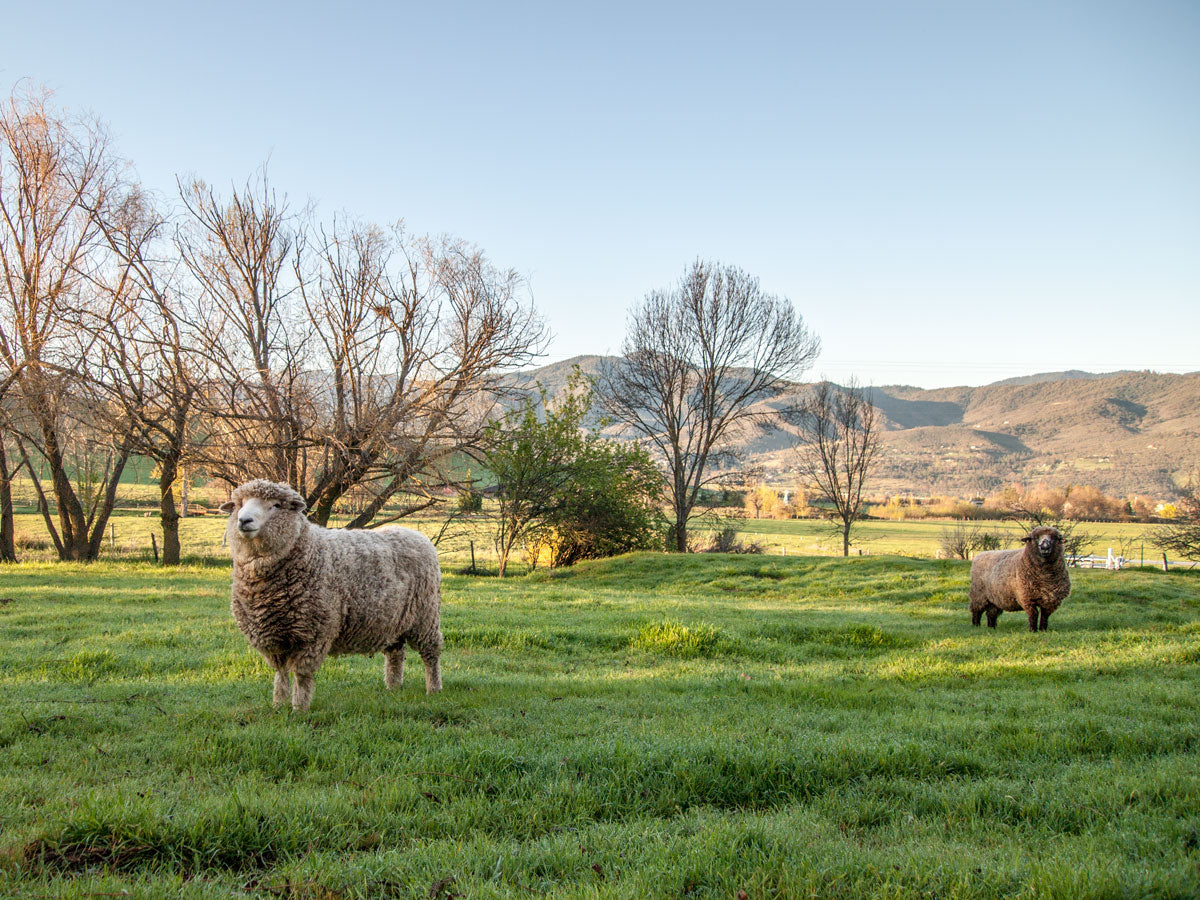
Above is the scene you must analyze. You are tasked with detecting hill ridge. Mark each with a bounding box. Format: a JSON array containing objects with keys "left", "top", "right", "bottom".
[{"left": 514, "top": 356, "right": 1199, "bottom": 497}]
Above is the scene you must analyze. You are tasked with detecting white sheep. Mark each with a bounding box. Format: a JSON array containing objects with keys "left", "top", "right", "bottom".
[{"left": 221, "top": 479, "right": 443, "bottom": 711}]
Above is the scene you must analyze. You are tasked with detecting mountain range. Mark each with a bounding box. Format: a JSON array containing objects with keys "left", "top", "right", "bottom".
[{"left": 513, "top": 356, "right": 1199, "bottom": 499}]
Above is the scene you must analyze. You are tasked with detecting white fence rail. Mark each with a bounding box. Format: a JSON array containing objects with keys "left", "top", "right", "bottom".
[
  {"left": 1067, "top": 550, "right": 1126, "bottom": 570},
  {"left": 1067, "top": 550, "right": 1196, "bottom": 571}
]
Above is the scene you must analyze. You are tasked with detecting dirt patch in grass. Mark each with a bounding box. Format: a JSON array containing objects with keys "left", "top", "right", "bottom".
[{"left": 23, "top": 831, "right": 280, "bottom": 876}]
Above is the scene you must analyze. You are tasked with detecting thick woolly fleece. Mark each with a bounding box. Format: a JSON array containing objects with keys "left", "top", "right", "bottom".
[
  {"left": 969, "top": 525, "right": 1071, "bottom": 631},
  {"left": 224, "top": 480, "right": 443, "bottom": 711}
]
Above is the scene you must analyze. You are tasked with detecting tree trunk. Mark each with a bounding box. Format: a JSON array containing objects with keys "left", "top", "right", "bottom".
[
  {"left": 344, "top": 471, "right": 407, "bottom": 529},
  {"left": 19, "top": 443, "right": 65, "bottom": 559},
  {"left": 310, "top": 493, "right": 336, "bottom": 527},
  {"left": 158, "top": 457, "right": 181, "bottom": 565},
  {"left": 842, "top": 521, "right": 851, "bottom": 557},
  {"left": 41, "top": 426, "right": 89, "bottom": 561},
  {"left": 308, "top": 467, "right": 354, "bottom": 527},
  {"left": 495, "top": 510, "right": 524, "bottom": 578},
  {"left": 672, "top": 502, "right": 688, "bottom": 552},
  {"left": 0, "top": 433, "right": 16, "bottom": 563},
  {"left": 85, "top": 442, "right": 132, "bottom": 561}
]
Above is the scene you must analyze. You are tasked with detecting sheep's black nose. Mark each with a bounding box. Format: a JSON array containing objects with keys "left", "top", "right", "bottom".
[{"left": 238, "top": 517, "right": 256, "bottom": 530}]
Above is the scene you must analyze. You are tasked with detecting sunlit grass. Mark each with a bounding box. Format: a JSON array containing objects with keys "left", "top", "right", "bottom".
[
  {"left": 1, "top": 553, "right": 1198, "bottom": 897},
  {"left": 5, "top": 502, "right": 1175, "bottom": 570}
]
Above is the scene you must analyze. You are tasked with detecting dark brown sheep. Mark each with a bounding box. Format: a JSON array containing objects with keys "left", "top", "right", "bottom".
[{"left": 969, "top": 526, "right": 1071, "bottom": 631}]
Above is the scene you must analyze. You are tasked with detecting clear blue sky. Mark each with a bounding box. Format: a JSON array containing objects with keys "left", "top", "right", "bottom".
[{"left": 4, "top": 0, "right": 1197, "bottom": 387}]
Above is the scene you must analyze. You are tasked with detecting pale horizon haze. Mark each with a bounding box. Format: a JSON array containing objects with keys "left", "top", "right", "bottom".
[{"left": 2, "top": 0, "right": 1197, "bottom": 388}]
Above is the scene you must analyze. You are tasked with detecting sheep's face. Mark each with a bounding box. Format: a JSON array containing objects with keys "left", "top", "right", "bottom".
[
  {"left": 228, "top": 496, "right": 292, "bottom": 537},
  {"left": 220, "top": 481, "right": 307, "bottom": 555},
  {"left": 1023, "top": 526, "right": 1062, "bottom": 561}
]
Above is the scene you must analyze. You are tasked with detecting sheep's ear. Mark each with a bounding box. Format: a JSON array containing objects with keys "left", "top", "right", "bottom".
[
  {"left": 289, "top": 498, "right": 307, "bottom": 513},
  {"left": 220, "top": 501, "right": 235, "bottom": 514},
  {"left": 1021, "top": 535, "right": 1031, "bottom": 543}
]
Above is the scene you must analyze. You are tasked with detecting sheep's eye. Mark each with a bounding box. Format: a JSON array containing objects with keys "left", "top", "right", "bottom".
[{"left": 273, "top": 502, "right": 281, "bottom": 509}]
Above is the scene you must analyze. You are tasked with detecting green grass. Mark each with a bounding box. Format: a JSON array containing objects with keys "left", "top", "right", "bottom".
[
  {"left": 728, "top": 516, "right": 1159, "bottom": 559},
  {"left": 1, "top": 553, "right": 1198, "bottom": 898},
  {"left": 8, "top": 509, "right": 1175, "bottom": 572}
]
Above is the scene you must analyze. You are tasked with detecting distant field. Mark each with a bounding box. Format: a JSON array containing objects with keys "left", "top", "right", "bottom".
[
  {"left": 5, "top": 506, "right": 1177, "bottom": 569},
  {"left": 728, "top": 517, "right": 1161, "bottom": 561},
  {"left": 1, "top": 554, "right": 1198, "bottom": 897}
]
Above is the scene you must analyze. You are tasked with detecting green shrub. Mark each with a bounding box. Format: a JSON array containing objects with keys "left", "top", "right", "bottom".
[{"left": 456, "top": 488, "right": 482, "bottom": 513}]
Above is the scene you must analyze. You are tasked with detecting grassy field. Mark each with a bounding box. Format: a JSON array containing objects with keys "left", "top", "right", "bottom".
[
  {"left": 726, "top": 517, "right": 1159, "bottom": 560},
  {"left": 1, "top": 553, "right": 1198, "bottom": 898},
  {"left": 6, "top": 508, "right": 1174, "bottom": 570}
]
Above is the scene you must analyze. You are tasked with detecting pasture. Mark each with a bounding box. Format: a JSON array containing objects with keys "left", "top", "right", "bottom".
[
  {"left": 4, "top": 506, "right": 1168, "bottom": 569},
  {"left": 1, "top": 553, "right": 1198, "bottom": 898}
]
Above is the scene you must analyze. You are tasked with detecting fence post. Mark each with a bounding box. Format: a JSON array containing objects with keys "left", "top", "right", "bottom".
[
  {"left": 470, "top": 540, "right": 476, "bottom": 575},
  {"left": 150, "top": 532, "right": 159, "bottom": 563},
  {"left": 1162, "top": 553, "right": 1170, "bottom": 572}
]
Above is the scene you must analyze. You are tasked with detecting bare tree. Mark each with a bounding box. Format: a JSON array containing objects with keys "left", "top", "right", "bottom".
[
  {"left": 792, "top": 379, "right": 881, "bottom": 557},
  {"left": 91, "top": 186, "right": 202, "bottom": 564},
  {"left": 938, "top": 521, "right": 1004, "bottom": 559},
  {"left": 0, "top": 326, "right": 25, "bottom": 560},
  {"left": 176, "top": 170, "right": 312, "bottom": 488},
  {"left": 0, "top": 394, "right": 22, "bottom": 561},
  {"left": 599, "top": 260, "right": 819, "bottom": 551},
  {"left": 298, "top": 223, "right": 546, "bottom": 527},
  {"left": 0, "top": 86, "right": 135, "bottom": 560}
]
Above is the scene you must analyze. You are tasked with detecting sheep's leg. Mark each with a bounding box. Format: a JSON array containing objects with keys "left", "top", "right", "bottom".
[
  {"left": 262, "top": 653, "right": 288, "bottom": 707},
  {"left": 292, "top": 671, "right": 316, "bottom": 712},
  {"left": 1038, "top": 608, "right": 1050, "bottom": 631},
  {"left": 420, "top": 649, "right": 442, "bottom": 693},
  {"left": 414, "top": 631, "right": 443, "bottom": 694},
  {"left": 1025, "top": 606, "right": 1040, "bottom": 632},
  {"left": 985, "top": 606, "right": 1000, "bottom": 628},
  {"left": 971, "top": 607, "right": 983, "bottom": 627},
  {"left": 272, "top": 669, "right": 290, "bottom": 707},
  {"left": 385, "top": 646, "right": 405, "bottom": 689},
  {"left": 290, "top": 650, "right": 325, "bottom": 712}
]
